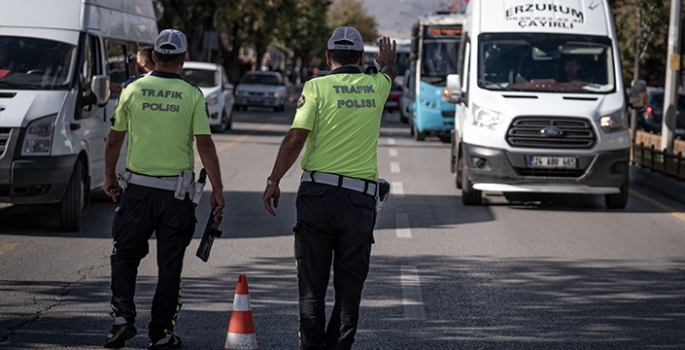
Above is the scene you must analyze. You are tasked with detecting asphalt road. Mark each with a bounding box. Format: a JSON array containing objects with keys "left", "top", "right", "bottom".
[{"left": 1, "top": 105, "right": 684, "bottom": 349}]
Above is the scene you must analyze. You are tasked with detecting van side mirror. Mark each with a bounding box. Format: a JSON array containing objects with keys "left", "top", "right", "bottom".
[
  {"left": 92, "top": 75, "right": 111, "bottom": 106},
  {"left": 445, "top": 74, "right": 464, "bottom": 104},
  {"left": 628, "top": 79, "right": 647, "bottom": 109}
]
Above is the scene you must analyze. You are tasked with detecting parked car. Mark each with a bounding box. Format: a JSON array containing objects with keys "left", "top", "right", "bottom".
[
  {"left": 639, "top": 88, "right": 685, "bottom": 138},
  {"left": 234, "top": 71, "right": 288, "bottom": 112},
  {"left": 181, "top": 61, "right": 234, "bottom": 132},
  {"left": 384, "top": 82, "right": 402, "bottom": 113}
]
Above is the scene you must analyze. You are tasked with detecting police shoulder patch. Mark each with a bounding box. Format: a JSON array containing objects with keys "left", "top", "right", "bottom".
[{"left": 297, "top": 95, "right": 306, "bottom": 109}]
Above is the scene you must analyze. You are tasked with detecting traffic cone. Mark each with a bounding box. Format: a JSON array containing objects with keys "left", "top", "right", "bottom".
[{"left": 224, "top": 274, "right": 258, "bottom": 350}]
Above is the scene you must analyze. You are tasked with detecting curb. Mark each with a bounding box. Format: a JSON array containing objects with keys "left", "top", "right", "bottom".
[{"left": 630, "top": 164, "right": 685, "bottom": 204}]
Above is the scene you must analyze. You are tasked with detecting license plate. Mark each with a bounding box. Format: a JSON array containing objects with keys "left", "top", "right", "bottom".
[
  {"left": 250, "top": 97, "right": 262, "bottom": 102},
  {"left": 385, "top": 101, "right": 399, "bottom": 107},
  {"left": 529, "top": 156, "right": 577, "bottom": 169}
]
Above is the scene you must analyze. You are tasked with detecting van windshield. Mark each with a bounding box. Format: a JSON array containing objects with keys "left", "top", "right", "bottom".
[
  {"left": 0, "top": 36, "right": 76, "bottom": 90},
  {"left": 478, "top": 33, "right": 615, "bottom": 94}
]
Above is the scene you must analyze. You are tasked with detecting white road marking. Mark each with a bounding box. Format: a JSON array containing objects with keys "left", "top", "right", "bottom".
[
  {"left": 388, "top": 138, "right": 396, "bottom": 145},
  {"left": 401, "top": 266, "right": 426, "bottom": 320},
  {"left": 390, "top": 162, "right": 401, "bottom": 173},
  {"left": 395, "top": 213, "right": 412, "bottom": 238},
  {"left": 391, "top": 181, "right": 404, "bottom": 198},
  {"left": 389, "top": 148, "right": 398, "bottom": 157}
]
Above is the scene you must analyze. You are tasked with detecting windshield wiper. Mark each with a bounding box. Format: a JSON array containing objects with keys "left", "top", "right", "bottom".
[
  {"left": 0, "top": 81, "right": 37, "bottom": 90},
  {"left": 479, "top": 79, "right": 507, "bottom": 90}
]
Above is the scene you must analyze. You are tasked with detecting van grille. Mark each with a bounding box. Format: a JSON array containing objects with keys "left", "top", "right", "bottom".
[
  {"left": 0, "top": 128, "right": 10, "bottom": 158},
  {"left": 506, "top": 117, "right": 596, "bottom": 149}
]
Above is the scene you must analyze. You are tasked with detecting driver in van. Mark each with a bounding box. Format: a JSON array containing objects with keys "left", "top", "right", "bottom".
[{"left": 563, "top": 58, "right": 583, "bottom": 82}]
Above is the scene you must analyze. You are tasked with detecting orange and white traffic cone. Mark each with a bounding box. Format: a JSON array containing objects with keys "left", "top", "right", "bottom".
[{"left": 224, "top": 274, "right": 258, "bottom": 350}]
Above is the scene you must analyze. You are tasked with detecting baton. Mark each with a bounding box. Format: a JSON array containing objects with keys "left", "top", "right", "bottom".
[{"left": 196, "top": 208, "right": 223, "bottom": 262}]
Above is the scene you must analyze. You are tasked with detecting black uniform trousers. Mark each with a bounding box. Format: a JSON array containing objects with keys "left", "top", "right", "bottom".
[
  {"left": 294, "top": 181, "right": 376, "bottom": 350},
  {"left": 110, "top": 184, "right": 196, "bottom": 342}
]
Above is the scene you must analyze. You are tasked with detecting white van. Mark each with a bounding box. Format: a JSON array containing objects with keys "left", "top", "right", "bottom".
[
  {"left": 0, "top": 0, "right": 158, "bottom": 230},
  {"left": 447, "top": 0, "right": 642, "bottom": 208}
]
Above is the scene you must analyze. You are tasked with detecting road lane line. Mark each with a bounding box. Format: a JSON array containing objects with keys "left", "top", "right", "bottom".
[
  {"left": 401, "top": 266, "right": 426, "bottom": 320},
  {"left": 0, "top": 243, "right": 20, "bottom": 255},
  {"left": 390, "top": 162, "right": 401, "bottom": 173},
  {"left": 391, "top": 181, "right": 404, "bottom": 198},
  {"left": 630, "top": 189, "right": 685, "bottom": 222},
  {"left": 396, "top": 213, "right": 412, "bottom": 238},
  {"left": 388, "top": 138, "right": 396, "bottom": 145},
  {"left": 195, "top": 123, "right": 272, "bottom": 162},
  {"left": 389, "top": 148, "right": 398, "bottom": 157}
]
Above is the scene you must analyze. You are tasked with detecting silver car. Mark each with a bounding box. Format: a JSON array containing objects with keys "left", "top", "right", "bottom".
[
  {"left": 234, "top": 71, "right": 288, "bottom": 112},
  {"left": 181, "top": 61, "right": 234, "bottom": 132}
]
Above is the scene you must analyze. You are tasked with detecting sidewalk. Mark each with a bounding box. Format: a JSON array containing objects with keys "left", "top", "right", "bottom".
[{"left": 630, "top": 164, "right": 685, "bottom": 204}]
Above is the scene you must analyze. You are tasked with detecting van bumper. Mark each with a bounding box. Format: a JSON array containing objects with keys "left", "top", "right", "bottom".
[
  {"left": 0, "top": 154, "right": 77, "bottom": 204},
  {"left": 413, "top": 104, "right": 454, "bottom": 133},
  {"left": 462, "top": 143, "right": 629, "bottom": 194}
]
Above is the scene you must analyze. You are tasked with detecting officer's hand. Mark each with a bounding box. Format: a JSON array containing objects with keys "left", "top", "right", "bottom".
[
  {"left": 104, "top": 175, "right": 120, "bottom": 202},
  {"left": 374, "top": 36, "right": 396, "bottom": 66},
  {"left": 209, "top": 189, "right": 225, "bottom": 222},
  {"left": 263, "top": 184, "right": 280, "bottom": 217}
]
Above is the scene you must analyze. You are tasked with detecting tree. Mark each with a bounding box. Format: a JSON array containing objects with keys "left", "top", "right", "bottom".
[
  {"left": 326, "top": 0, "right": 380, "bottom": 42},
  {"left": 610, "top": 0, "right": 669, "bottom": 85}
]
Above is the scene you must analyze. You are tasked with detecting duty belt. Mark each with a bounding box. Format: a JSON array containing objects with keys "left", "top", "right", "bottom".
[
  {"left": 301, "top": 171, "right": 377, "bottom": 196},
  {"left": 124, "top": 173, "right": 177, "bottom": 191}
]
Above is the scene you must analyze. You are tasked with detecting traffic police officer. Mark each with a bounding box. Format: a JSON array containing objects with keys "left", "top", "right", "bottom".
[
  {"left": 262, "top": 26, "right": 397, "bottom": 350},
  {"left": 103, "top": 29, "right": 225, "bottom": 349}
]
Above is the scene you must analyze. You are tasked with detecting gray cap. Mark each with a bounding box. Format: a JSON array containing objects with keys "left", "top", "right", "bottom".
[
  {"left": 327, "top": 26, "right": 364, "bottom": 51},
  {"left": 154, "top": 29, "right": 187, "bottom": 55}
]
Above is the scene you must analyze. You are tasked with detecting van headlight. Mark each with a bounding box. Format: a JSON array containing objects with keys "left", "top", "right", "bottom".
[
  {"left": 206, "top": 94, "right": 219, "bottom": 105},
  {"left": 600, "top": 110, "right": 628, "bottom": 133},
  {"left": 22, "top": 114, "right": 56, "bottom": 156},
  {"left": 472, "top": 104, "right": 503, "bottom": 129}
]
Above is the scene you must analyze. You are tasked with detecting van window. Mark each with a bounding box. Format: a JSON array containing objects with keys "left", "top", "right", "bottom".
[
  {"left": 107, "top": 42, "right": 129, "bottom": 85},
  {"left": 478, "top": 33, "right": 615, "bottom": 94},
  {"left": 78, "top": 35, "right": 102, "bottom": 119},
  {"left": 0, "top": 36, "right": 76, "bottom": 90}
]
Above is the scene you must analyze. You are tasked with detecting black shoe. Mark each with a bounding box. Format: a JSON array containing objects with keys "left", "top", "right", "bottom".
[
  {"left": 148, "top": 333, "right": 183, "bottom": 350},
  {"left": 104, "top": 322, "right": 137, "bottom": 348}
]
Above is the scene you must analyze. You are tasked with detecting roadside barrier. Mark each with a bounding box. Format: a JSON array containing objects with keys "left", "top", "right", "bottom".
[
  {"left": 632, "top": 130, "right": 685, "bottom": 181},
  {"left": 224, "top": 274, "right": 258, "bottom": 350}
]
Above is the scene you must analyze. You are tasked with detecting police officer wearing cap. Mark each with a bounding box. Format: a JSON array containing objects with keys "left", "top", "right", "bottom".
[
  {"left": 103, "top": 29, "right": 225, "bottom": 350},
  {"left": 263, "top": 26, "right": 397, "bottom": 350}
]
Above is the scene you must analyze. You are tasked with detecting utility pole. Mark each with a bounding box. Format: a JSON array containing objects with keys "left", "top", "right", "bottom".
[{"left": 660, "top": 0, "right": 682, "bottom": 153}]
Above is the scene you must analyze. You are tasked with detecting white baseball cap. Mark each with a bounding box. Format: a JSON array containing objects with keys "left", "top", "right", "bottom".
[
  {"left": 154, "top": 29, "right": 187, "bottom": 55},
  {"left": 327, "top": 26, "right": 364, "bottom": 51}
]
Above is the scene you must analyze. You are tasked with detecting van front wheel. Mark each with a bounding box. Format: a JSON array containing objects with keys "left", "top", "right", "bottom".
[
  {"left": 60, "top": 160, "right": 84, "bottom": 232},
  {"left": 605, "top": 179, "right": 629, "bottom": 209},
  {"left": 460, "top": 156, "right": 482, "bottom": 205}
]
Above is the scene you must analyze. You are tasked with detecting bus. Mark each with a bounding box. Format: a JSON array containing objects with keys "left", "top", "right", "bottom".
[{"left": 407, "top": 12, "right": 466, "bottom": 140}]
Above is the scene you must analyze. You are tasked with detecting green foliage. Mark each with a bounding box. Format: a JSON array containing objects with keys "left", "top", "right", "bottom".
[{"left": 325, "top": 0, "right": 380, "bottom": 42}]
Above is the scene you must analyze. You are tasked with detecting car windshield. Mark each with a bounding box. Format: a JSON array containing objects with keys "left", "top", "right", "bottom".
[
  {"left": 181, "top": 68, "right": 219, "bottom": 88},
  {"left": 0, "top": 36, "right": 76, "bottom": 90},
  {"left": 240, "top": 73, "right": 280, "bottom": 85},
  {"left": 478, "top": 33, "right": 616, "bottom": 94},
  {"left": 648, "top": 93, "right": 685, "bottom": 110},
  {"left": 421, "top": 40, "right": 459, "bottom": 86}
]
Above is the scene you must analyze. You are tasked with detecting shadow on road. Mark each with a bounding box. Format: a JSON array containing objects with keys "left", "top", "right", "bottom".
[{"left": 1, "top": 256, "right": 683, "bottom": 349}]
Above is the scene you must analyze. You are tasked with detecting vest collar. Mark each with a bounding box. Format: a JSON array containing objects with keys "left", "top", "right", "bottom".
[
  {"left": 329, "top": 66, "right": 361, "bottom": 75},
  {"left": 150, "top": 71, "right": 182, "bottom": 79}
]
